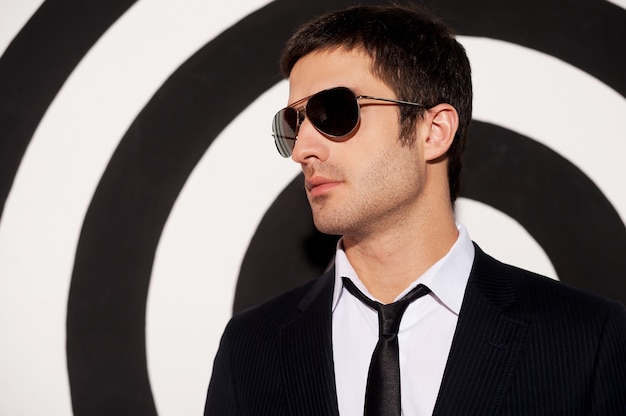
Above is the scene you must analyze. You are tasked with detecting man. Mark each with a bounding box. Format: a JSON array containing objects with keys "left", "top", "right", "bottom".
[{"left": 204, "top": 4, "right": 626, "bottom": 415}]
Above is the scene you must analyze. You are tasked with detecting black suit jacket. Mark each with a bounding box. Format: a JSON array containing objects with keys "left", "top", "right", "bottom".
[{"left": 204, "top": 245, "right": 626, "bottom": 415}]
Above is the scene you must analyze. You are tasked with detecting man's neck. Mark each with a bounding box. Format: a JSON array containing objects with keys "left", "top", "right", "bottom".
[{"left": 342, "top": 214, "right": 458, "bottom": 304}]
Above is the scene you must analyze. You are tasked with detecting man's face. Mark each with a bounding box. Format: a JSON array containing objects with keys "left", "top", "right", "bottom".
[{"left": 288, "top": 48, "right": 429, "bottom": 239}]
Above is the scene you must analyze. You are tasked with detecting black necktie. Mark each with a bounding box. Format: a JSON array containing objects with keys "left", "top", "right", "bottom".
[{"left": 342, "top": 277, "right": 431, "bottom": 416}]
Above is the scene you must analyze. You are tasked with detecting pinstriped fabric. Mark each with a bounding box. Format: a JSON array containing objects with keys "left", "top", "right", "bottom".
[
  {"left": 204, "top": 271, "right": 339, "bottom": 415},
  {"left": 433, "top": 266, "right": 528, "bottom": 416},
  {"left": 279, "top": 284, "right": 339, "bottom": 415},
  {"left": 501, "top": 262, "right": 626, "bottom": 415},
  {"left": 205, "top": 245, "right": 626, "bottom": 415},
  {"left": 588, "top": 307, "right": 626, "bottom": 413},
  {"left": 433, "top": 246, "right": 626, "bottom": 415}
]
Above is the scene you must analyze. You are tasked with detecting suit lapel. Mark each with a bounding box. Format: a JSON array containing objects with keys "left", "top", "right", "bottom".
[
  {"left": 433, "top": 246, "right": 529, "bottom": 415},
  {"left": 275, "top": 247, "right": 529, "bottom": 415},
  {"left": 279, "top": 269, "right": 340, "bottom": 416}
]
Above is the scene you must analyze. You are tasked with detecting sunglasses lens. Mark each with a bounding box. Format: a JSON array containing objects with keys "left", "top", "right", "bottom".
[
  {"left": 271, "top": 87, "right": 360, "bottom": 157},
  {"left": 272, "top": 108, "right": 298, "bottom": 157},
  {"left": 308, "top": 87, "right": 359, "bottom": 138}
]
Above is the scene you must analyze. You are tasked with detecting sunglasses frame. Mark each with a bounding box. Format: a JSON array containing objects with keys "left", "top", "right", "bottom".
[{"left": 272, "top": 87, "right": 426, "bottom": 157}]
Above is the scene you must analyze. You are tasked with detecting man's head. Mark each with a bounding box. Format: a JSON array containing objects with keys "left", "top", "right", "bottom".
[{"left": 280, "top": 4, "right": 472, "bottom": 202}]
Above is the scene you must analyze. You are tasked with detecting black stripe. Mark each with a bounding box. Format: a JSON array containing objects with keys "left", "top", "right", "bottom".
[
  {"left": 0, "top": 0, "right": 137, "bottom": 220},
  {"left": 235, "top": 173, "right": 339, "bottom": 314},
  {"left": 431, "top": 0, "right": 626, "bottom": 98},
  {"left": 462, "top": 121, "right": 626, "bottom": 305}
]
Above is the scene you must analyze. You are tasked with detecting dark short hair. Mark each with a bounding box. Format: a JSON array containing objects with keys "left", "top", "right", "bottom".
[{"left": 280, "top": 4, "right": 472, "bottom": 202}]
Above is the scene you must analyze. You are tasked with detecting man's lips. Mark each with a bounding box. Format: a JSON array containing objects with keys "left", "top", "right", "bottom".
[{"left": 305, "top": 176, "right": 342, "bottom": 196}]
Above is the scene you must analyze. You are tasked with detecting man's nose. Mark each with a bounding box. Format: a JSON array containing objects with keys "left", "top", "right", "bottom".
[{"left": 290, "top": 119, "right": 330, "bottom": 164}]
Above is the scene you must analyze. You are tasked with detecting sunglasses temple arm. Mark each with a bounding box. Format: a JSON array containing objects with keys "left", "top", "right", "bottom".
[{"left": 357, "top": 95, "right": 426, "bottom": 107}]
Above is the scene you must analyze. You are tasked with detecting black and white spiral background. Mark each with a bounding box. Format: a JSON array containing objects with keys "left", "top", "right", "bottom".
[{"left": 1, "top": 0, "right": 625, "bottom": 414}]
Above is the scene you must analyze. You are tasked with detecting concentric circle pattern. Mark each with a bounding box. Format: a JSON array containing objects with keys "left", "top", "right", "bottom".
[{"left": 1, "top": 0, "right": 624, "bottom": 414}]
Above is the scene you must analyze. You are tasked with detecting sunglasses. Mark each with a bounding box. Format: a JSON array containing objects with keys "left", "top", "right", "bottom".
[{"left": 272, "top": 86, "right": 426, "bottom": 157}]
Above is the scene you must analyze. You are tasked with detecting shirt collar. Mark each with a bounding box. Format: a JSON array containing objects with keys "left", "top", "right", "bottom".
[{"left": 332, "top": 224, "right": 475, "bottom": 315}]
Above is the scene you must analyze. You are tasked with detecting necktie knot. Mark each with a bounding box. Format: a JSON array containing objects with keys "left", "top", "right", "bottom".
[
  {"left": 379, "top": 302, "right": 410, "bottom": 337},
  {"left": 342, "top": 277, "right": 430, "bottom": 335}
]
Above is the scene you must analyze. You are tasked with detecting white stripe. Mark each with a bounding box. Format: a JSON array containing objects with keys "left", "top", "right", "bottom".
[
  {"left": 0, "top": 0, "right": 44, "bottom": 57},
  {"left": 607, "top": 0, "right": 626, "bottom": 10},
  {"left": 461, "top": 36, "right": 626, "bottom": 224},
  {"left": 0, "top": 1, "right": 273, "bottom": 414}
]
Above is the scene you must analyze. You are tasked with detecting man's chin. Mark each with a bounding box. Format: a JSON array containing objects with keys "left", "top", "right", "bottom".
[{"left": 312, "top": 218, "right": 344, "bottom": 236}]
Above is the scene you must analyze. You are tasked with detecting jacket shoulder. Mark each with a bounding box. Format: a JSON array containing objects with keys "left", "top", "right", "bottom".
[
  {"left": 472, "top": 244, "right": 626, "bottom": 320},
  {"left": 223, "top": 270, "right": 333, "bottom": 341}
]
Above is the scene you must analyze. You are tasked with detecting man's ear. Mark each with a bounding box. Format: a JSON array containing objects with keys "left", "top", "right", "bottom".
[{"left": 423, "top": 103, "right": 459, "bottom": 162}]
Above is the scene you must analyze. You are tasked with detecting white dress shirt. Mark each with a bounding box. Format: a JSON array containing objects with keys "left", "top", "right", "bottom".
[{"left": 332, "top": 224, "right": 475, "bottom": 415}]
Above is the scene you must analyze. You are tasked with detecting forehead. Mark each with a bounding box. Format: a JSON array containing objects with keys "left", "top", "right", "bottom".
[{"left": 287, "top": 48, "right": 391, "bottom": 104}]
